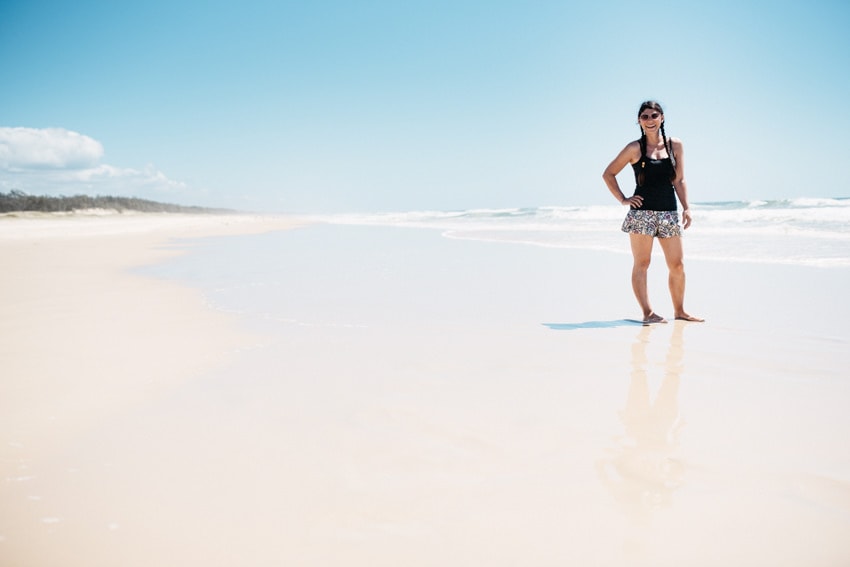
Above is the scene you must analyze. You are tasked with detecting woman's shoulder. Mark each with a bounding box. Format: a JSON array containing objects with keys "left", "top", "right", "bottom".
[
  {"left": 623, "top": 139, "right": 642, "bottom": 157},
  {"left": 668, "top": 136, "right": 684, "bottom": 150}
]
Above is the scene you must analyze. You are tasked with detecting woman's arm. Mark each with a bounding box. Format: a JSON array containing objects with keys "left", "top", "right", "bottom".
[
  {"left": 670, "top": 138, "right": 692, "bottom": 229},
  {"left": 602, "top": 141, "right": 642, "bottom": 208}
]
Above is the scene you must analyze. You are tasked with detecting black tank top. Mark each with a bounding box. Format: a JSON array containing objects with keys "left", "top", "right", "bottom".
[{"left": 631, "top": 157, "right": 677, "bottom": 211}]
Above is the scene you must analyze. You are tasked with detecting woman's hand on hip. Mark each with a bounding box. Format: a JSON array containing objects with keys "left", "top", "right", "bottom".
[{"left": 622, "top": 195, "right": 643, "bottom": 208}]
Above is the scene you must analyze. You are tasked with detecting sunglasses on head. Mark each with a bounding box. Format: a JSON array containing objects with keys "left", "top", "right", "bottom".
[{"left": 640, "top": 112, "right": 661, "bottom": 120}]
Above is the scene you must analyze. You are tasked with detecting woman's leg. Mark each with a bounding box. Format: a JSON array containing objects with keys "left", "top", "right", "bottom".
[
  {"left": 629, "top": 233, "right": 661, "bottom": 321},
  {"left": 658, "top": 236, "right": 703, "bottom": 322}
]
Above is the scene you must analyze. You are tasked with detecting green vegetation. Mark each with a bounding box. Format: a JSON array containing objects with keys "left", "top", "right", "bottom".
[{"left": 0, "top": 190, "right": 230, "bottom": 214}]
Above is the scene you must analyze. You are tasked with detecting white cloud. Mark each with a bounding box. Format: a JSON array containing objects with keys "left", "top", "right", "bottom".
[
  {"left": 0, "top": 126, "right": 196, "bottom": 203},
  {"left": 0, "top": 127, "right": 104, "bottom": 171},
  {"left": 69, "top": 164, "right": 187, "bottom": 191}
]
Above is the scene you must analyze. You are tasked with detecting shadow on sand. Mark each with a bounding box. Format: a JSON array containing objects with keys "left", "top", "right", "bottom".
[{"left": 543, "top": 319, "right": 647, "bottom": 331}]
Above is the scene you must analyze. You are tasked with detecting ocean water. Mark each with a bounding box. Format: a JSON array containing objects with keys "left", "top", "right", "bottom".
[
  {"left": 139, "top": 196, "right": 850, "bottom": 339},
  {"left": 304, "top": 197, "right": 850, "bottom": 268}
]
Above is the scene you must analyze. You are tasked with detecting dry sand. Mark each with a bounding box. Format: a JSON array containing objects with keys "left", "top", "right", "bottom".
[
  {"left": 1, "top": 213, "right": 298, "bottom": 449},
  {"left": 1, "top": 212, "right": 301, "bottom": 566}
]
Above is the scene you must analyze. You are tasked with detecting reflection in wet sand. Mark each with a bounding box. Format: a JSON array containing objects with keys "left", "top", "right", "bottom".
[{"left": 597, "top": 322, "right": 687, "bottom": 540}]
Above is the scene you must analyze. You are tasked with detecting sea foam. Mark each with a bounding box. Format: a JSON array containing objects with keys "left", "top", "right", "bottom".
[{"left": 305, "top": 198, "right": 850, "bottom": 268}]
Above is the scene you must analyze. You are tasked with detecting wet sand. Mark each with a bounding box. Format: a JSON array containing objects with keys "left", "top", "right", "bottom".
[{"left": 2, "top": 217, "right": 849, "bottom": 566}]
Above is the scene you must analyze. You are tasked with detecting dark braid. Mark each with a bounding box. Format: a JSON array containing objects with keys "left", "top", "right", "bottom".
[
  {"left": 636, "top": 100, "right": 677, "bottom": 184},
  {"left": 637, "top": 129, "right": 647, "bottom": 187},
  {"left": 660, "top": 121, "right": 676, "bottom": 170}
]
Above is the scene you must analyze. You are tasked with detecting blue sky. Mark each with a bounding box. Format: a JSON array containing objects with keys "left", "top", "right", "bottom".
[{"left": 1, "top": 0, "right": 848, "bottom": 212}]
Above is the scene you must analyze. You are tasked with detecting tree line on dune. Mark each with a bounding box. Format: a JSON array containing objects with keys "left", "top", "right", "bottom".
[{"left": 0, "top": 190, "right": 230, "bottom": 214}]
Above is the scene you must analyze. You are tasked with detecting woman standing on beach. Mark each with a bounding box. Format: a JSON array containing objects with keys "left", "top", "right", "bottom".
[{"left": 602, "top": 101, "right": 703, "bottom": 323}]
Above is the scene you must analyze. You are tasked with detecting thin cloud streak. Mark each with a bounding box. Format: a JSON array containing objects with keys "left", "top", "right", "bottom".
[{"left": 0, "top": 127, "right": 192, "bottom": 201}]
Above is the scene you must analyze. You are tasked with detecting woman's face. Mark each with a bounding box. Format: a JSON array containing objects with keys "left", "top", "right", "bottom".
[{"left": 639, "top": 109, "right": 664, "bottom": 133}]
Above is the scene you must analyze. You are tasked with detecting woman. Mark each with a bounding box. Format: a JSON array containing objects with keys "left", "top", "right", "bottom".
[{"left": 602, "top": 101, "right": 703, "bottom": 323}]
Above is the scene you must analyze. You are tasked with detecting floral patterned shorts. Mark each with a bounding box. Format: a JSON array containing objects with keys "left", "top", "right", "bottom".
[{"left": 621, "top": 210, "right": 682, "bottom": 238}]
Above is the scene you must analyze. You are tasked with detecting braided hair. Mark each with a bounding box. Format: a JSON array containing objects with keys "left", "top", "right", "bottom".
[{"left": 636, "top": 100, "right": 676, "bottom": 187}]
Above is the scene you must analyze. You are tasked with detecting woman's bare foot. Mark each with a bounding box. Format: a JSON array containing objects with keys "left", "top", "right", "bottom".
[
  {"left": 643, "top": 312, "right": 668, "bottom": 324},
  {"left": 674, "top": 313, "right": 704, "bottom": 322}
]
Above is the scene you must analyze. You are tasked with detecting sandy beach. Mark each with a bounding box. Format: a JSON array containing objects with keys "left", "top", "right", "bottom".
[
  {"left": 0, "top": 212, "right": 300, "bottom": 565},
  {"left": 2, "top": 215, "right": 849, "bottom": 566}
]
